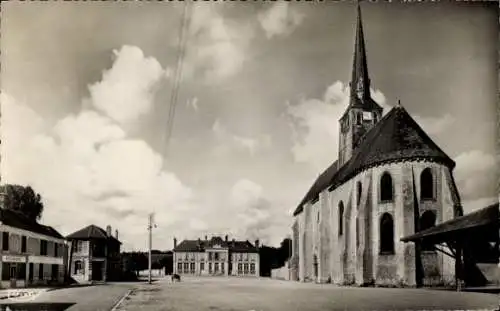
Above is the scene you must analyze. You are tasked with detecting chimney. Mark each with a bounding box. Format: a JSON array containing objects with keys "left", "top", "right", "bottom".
[
  {"left": 255, "top": 239, "right": 260, "bottom": 248},
  {"left": 232, "top": 238, "right": 235, "bottom": 247},
  {"left": 106, "top": 225, "right": 112, "bottom": 237},
  {"left": 225, "top": 235, "right": 228, "bottom": 242},
  {"left": 205, "top": 235, "right": 207, "bottom": 241},
  {"left": 173, "top": 237, "right": 177, "bottom": 249},
  {"left": 115, "top": 229, "right": 119, "bottom": 240}
]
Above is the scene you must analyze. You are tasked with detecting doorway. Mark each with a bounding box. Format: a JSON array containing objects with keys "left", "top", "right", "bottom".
[
  {"left": 91, "top": 261, "right": 103, "bottom": 281},
  {"left": 28, "top": 263, "right": 34, "bottom": 284},
  {"left": 9, "top": 264, "right": 17, "bottom": 288}
]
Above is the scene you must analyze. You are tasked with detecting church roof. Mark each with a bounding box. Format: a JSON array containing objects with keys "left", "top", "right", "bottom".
[
  {"left": 174, "top": 236, "right": 259, "bottom": 253},
  {"left": 293, "top": 106, "right": 455, "bottom": 216},
  {"left": 66, "top": 224, "right": 122, "bottom": 244}
]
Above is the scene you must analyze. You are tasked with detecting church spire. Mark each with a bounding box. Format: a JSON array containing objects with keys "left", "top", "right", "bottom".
[{"left": 350, "top": 2, "right": 371, "bottom": 102}]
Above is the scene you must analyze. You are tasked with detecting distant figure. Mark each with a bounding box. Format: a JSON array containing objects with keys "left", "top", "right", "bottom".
[{"left": 171, "top": 274, "right": 181, "bottom": 282}]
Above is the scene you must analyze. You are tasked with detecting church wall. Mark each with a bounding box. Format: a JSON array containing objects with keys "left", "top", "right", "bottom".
[
  {"left": 319, "top": 191, "right": 331, "bottom": 283},
  {"left": 298, "top": 209, "right": 305, "bottom": 282},
  {"left": 295, "top": 160, "right": 459, "bottom": 287},
  {"left": 304, "top": 201, "right": 315, "bottom": 282},
  {"left": 324, "top": 176, "right": 361, "bottom": 285},
  {"left": 370, "top": 163, "right": 406, "bottom": 286},
  {"left": 440, "top": 167, "right": 462, "bottom": 286}
]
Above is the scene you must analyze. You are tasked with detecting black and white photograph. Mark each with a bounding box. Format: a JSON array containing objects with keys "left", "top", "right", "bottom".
[{"left": 0, "top": 0, "right": 498, "bottom": 310}]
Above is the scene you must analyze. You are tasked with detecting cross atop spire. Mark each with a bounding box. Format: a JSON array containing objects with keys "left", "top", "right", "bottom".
[{"left": 350, "top": 2, "right": 371, "bottom": 102}]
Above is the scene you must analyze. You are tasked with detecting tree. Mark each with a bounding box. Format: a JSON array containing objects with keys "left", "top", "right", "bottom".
[
  {"left": 2, "top": 184, "right": 44, "bottom": 221},
  {"left": 278, "top": 238, "right": 292, "bottom": 264}
]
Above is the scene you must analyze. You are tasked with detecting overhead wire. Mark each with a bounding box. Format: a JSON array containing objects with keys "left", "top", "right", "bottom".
[{"left": 162, "top": 0, "right": 193, "bottom": 159}]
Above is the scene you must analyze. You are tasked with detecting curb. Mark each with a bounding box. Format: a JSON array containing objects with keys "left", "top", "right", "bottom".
[{"left": 109, "top": 289, "right": 134, "bottom": 311}]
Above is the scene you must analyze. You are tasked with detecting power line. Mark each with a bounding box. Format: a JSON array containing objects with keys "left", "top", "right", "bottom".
[{"left": 162, "top": 1, "right": 193, "bottom": 159}]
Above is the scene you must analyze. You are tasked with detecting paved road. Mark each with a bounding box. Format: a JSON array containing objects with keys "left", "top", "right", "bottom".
[
  {"left": 114, "top": 277, "right": 499, "bottom": 311},
  {"left": 29, "top": 283, "right": 134, "bottom": 311}
]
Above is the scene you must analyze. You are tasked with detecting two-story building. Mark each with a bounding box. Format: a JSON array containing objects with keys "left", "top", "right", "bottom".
[
  {"left": 0, "top": 208, "right": 66, "bottom": 288},
  {"left": 66, "top": 225, "right": 121, "bottom": 283},
  {"left": 173, "top": 235, "right": 260, "bottom": 277}
]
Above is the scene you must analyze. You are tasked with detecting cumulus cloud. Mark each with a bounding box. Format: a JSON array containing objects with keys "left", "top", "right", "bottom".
[
  {"left": 412, "top": 114, "right": 455, "bottom": 137},
  {"left": 228, "top": 179, "right": 286, "bottom": 245},
  {"left": 258, "top": 2, "right": 305, "bottom": 39},
  {"left": 454, "top": 150, "right": 498, "bottom": 203},
  {"left": 286, "top": 81, "right": 389, "bottom": 172},
  {"left": 89, "top": 45, "right": 168, "bottom": 125},
  {"left": 211, "top": 119, "right": 272, "bottom": 156},
  {"left": 1, "top": 46, "right": 198, "bottom": 251},
  {"left": 184, "top": 4, "right": 255, "bottom": 82},
  {"left": 287, "top": 81, "right": 457, "bottom": 173}
]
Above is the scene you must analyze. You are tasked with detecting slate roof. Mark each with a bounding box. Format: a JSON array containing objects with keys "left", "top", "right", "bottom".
[
  {"left": 0, "top": 208, "right": 64, "bottom": 239},
  {"left": 66, "top": 224, "right": 122, "bottom": 244},
  {"left": 400, "top": 203, "right": 499, "bottom": 244},
  {"left": 293, "top": 106, "right": 456, "bottom": 216},
  {"left": 173, "top": 236, "right": 259, "bottom": 253}
]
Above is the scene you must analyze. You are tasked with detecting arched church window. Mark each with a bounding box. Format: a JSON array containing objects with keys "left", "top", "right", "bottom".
[
  {"left": 380, "top": 213, "right": 394, "bottom": 254},
  {"left": 420, "top": 168, "right": 434, "bottom": 200},
  {"left": 338, "top": 201, "right": 344, "bottom": 236},
  {"left": 380, "top": 172, "right": 393, "bottom": 202},
  {"left": 357, "top": 182, "right": 362, "bottom": 206},
  {"left": 420, "top": 210, "right": 436, "bottom": 251}
]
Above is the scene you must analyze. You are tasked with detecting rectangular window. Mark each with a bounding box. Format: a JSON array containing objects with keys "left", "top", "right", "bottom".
[
  {"left": 38, "top": 263, "right": 44, "bottom": 280},
  {"left": 1, "top": 263, "right": 10, "bottom": 281},
  {"left": 51, "top": 264, "right": 58, "bottom": 281},
  {"left": 183, "top": 262, "right": 188, "bottom": 273},
  {"left": 214, "top": 262, "right": 219, "bottom": 273},
  {"left": 208, "top": 263, "right": 212, "bottom": 274},
  {"left": 74, "top": 261, "right": 83, "bottom": 274},
  {"left": 76, "top": 241, "right": 83, "bottom": 253},
  {"left": 28, "top": 263, "right": 34, "bottom": 281},
  {"left": 21, "top": 236, "right": 27, "bottom": 253},
  {"left": 40, "top": 240, "right": 48, "bottom": 256},
  {"left": 238, "top": 263, "right": 242, "bottom": 274},
  {"left": 214, "top": 253, "right": 219, "bottom": 261},
  {"left": 250, "top": 263, "right": 256, "bottom": 275},
  {"left": 190, "top": 262, "right": 195, "bottom": 274},
  {"left": 200, "top": 262, "right": 205, "bottom": 271},
  {"left": 208, "top": 252, "right": 212, "bottom": 261},
  {"left": 2, "top": 232, "right": 9, "bottom": 251},
  {"left": 244, "top": 263, "right": 249, "bottom": 275},
  {"left": 177, "top": 262, "right": 182, "bottom": 273}
]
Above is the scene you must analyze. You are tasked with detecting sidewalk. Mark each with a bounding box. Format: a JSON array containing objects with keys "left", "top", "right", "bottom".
[{"left": 0, "top": 288, "right": 50, "bottom": 301}]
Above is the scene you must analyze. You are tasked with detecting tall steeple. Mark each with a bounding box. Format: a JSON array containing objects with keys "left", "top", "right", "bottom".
[
  {"left": 351, "top": 2, "right": 371, "bottom": 102},
  {"left": 338, "top": 2, "right": 383, "bottom": 167}
]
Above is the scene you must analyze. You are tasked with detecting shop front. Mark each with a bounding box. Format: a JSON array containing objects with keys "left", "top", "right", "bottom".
[{"left": 1, "top": 255, "right": 28, "bottom": 289}]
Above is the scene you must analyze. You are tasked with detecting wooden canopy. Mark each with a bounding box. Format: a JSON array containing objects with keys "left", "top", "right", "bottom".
[{"left": 401, "top": 203, "right": 499, "bottom": 245}]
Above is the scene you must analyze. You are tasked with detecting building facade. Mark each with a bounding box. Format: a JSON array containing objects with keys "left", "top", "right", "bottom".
[
  {"left": 66, "top": 225, "right": 121, "bottom": 283},
  {"left": 173, "top": 236, "right": 260, "bottom": 277},
  {"left": 0, "top": 208, "right": 66, "bottom": 288},
  {"left": 291, "top": 4, "right": 463, "bottom": 287}
]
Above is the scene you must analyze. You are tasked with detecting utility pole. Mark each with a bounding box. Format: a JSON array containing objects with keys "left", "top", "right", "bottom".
[{"left": 148, "top": 213, "right": 155, "bottom": 285}]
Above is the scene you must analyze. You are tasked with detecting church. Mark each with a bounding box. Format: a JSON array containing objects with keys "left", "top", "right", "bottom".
[{"left": 290, "top": 4, "right": 463, "bottom": 287}]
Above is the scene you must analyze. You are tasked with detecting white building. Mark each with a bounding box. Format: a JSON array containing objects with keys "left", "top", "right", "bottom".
[
  {"left": 0, "top": 208, "right": 66, "bottom": 288},
  {"left": 291, "top": 4, "right": 462, "bottom": 287},
  {"left": 173, "top": 235, "right": 260, "bottom": 277}
]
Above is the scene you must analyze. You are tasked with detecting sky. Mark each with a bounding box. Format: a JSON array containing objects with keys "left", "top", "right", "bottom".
[{"left": 1, "top": 1, "right": 498, "bottom": 251}]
